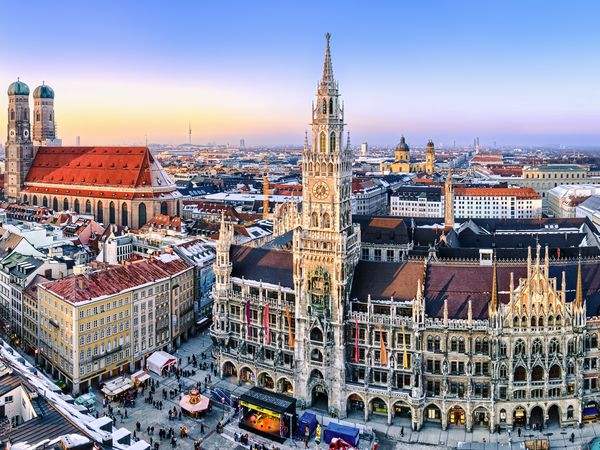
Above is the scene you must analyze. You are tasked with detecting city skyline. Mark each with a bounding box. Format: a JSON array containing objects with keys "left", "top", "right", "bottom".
[{"left": 2, "top": 1, "right": 600, "bottom": 147}]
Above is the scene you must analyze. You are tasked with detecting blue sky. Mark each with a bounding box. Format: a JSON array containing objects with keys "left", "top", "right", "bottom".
[{"left": 1, "top": 1, "right": 600, "bottom": 146}]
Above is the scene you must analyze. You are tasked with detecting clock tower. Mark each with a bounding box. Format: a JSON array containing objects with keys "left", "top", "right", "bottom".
[
  {"left": 292, "top": 34, "right": 360, "bottom": 414},
  {"left": 5, "top": 80, "right": 33, "bottom": 203}
]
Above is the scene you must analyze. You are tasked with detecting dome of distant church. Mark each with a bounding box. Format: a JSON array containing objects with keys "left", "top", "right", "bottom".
[
  {"left": 7, "top": 80, "right": 30, "bottom": 96},
  {"left": 396, "top": 136, "right": 409, "bottom": 152},
  {"left": 33, "top": 83, "right": 54, "bottom": 99}
]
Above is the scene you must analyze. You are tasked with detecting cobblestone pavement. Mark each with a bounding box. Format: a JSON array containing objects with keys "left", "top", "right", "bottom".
[{"left": 19, "top": 332, "right": 600, "bottom": 449}]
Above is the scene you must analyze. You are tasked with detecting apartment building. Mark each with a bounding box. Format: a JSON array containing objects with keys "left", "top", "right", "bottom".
[{"left": 37, "top": 255, "right": 194, "bottom": 394}]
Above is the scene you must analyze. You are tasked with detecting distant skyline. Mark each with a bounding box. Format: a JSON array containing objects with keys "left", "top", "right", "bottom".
[{"left": 2, "top": 1, "right": 600, "bottom": 147}]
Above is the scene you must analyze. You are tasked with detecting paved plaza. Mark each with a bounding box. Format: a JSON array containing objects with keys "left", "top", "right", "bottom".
[{"left": 25, "top": 331, "right": 600, "bottom": 449}]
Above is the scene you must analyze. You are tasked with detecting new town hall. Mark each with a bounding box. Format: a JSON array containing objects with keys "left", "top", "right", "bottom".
[{"left": 211, "top": 35, "right": 600, "bottom": 431}]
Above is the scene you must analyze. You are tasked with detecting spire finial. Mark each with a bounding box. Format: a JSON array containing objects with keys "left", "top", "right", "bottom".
[
  {"left": 322, "top": 33, "right": 333, "bottom": 83},
  {"left": 346, "top": 130, "right": 351, "bottom": 150}
]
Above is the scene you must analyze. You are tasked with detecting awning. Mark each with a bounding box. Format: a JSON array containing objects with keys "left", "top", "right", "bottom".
[
  {"left": 146, "top": 350, "right": 177, "bottom": 375},
  {"left": 131, "top": 370, "right": 151, "bottom": 383},
  {"left": 101, "top": 377, "right": 135, "bottom": 397}
]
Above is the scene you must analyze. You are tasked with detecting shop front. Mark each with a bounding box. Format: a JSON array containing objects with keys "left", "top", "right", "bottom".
[
  {"left": 449, "top": 406, "right": 466, "bottom": 426},
  {"left": 238, "top": 387, "right": 296, "bottom": 443}
]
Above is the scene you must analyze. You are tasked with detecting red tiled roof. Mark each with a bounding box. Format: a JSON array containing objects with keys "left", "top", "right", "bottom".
[
  {"left": 454, "top": 187, "right": 540, "bottom": 199},
  {"left": 24, "top": 146, "right": 170, "bottom": 189},
  {"left": 42, "top": 256, "right": 191, "bottom": 303}
]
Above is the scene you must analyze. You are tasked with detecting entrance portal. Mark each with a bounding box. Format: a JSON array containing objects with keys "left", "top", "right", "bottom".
[
  {"left": 547, "top": 405, "right": 560, "bottom": 427},
  {"left": 513, "top": 406, "right": 526, "bottom": 427},
  {"left": 311, "top": 384, "right": 328, "bottom": 411},
  {"left": 448, "top": 406, "right": 466, "bottom": 426},
  {"left": 530, "top": 406, "right": 544, "bottom": 428}
]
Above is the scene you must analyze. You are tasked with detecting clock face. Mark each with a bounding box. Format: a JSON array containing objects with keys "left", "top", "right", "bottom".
[
  {"left": 312, "top": 181, "right": 330, "bottom": 200},
  {"left": 9, "top": 129, "right": 15, "bottom": 138}
]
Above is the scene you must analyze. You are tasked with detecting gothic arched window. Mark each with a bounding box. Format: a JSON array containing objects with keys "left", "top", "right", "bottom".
[
  {"left": 329, "top": 98, "right": 333, "bottom": 114},
  {"left": 36, "top": 112, "right": 40, "bottom": 122},
  {"left": 482, "top": 338, "right": 490, "bottom": 355},
  {"left": 52, "top": 197, "right": 58, "bottom": 211},
  {"left": 311, "top": 212, "right": 318, "bottom": 227},
  {"left": 63, "top": 198, "right": 69, "bottom": 210},
  {"left": 121, "top": 203, "right": 128, "bottom": 227},
  {"left": 532, "top": 339, "right": 543, "bottom": 355},
  {"left": 97, "top": 201, "right": 104, "bottom": 223},
  {"left": 322, "top": 213, "right": 331, "bottom": 229},
  {"left": 322, "top": 99, "right": 327, "bottom": 114},
  {"left": 549, "top": 338, "right": 560, "bottom": 354},
  {"left": 330, "top": 132, "right": 336, "bottom": 152},
  {"left": 85, "top": 200, "right": 92, "bottom": 213},
  {"left": 160, "top": 201, "right": 168, "bottom": 215},
  {"left": 319, "top": 132, "right": 326, "bottom": 153},
  {"left": 514, "top": 339, "right": 525, "bottom": 355},
  {"left": 450, "top": 337, "right": 458, "bottom": 352},
  {"left": 109, "top": 201, "right": 116, "bottom": 224},
  {"left": 74, "top": 199, "right": 80, "bottom": 213},
  {"left": 32, "top": 195, "right": 38, "bottom": 206},
  {"left": 138, "top": 203, "right": 147, "bottom": 227}
]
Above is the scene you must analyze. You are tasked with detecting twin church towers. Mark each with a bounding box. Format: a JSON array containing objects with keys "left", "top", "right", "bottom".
[{"left": 5, "top": 80, "right": 59, "bottom": 202}]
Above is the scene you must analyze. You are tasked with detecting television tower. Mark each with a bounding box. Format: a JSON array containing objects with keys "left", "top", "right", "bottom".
[{"left": 188, "top": 121, "right": 192, "bottom": 145}]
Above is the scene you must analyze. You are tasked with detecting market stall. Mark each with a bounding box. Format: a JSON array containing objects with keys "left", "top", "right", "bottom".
[
  {"left": 179, "top": 388, "right": 210, "bottom": 418},
  {"left": 101, "top": 376, "right": 135, "bottom": 402},
  {"left": 74, "top": 392, "right": 96, "bottom": 413},
  {"left": 146, "top": 351, "right": 177, "bottom": 376},
  {"left": 131, "top": 370, "right": 151, "bottom": 387},
  {"left": 238, "top": 386, "right": 296, "bottom": 443},
  {"left": 296, "top": 411, "right": 317, "bottom": 440}
]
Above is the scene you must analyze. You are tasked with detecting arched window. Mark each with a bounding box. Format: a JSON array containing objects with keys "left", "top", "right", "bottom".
[
  {"left": 328, "top": 163, "right": 334, "bottom": 175},
  {"left": 549, "top": 364, "right": 561, "bottom": 379},
  {"left": 329, "top": 98, "right": 333, "bottom": 114},
  {"left": 500, "top": 364, "right": 507, "bottom": 378},
  {"left": 330, "top": 132, "right": 336, "bottom": 153},
  {"left": 74, "top": 199, "right": 80, "bottom": 213},
  {"left": 450, "top": 337, "right": 458, "bottom": 352},
  {"left": 531, "top": 365, "right": 544, "bottom": 381},
  {"left": 475, "top": 338, "right": 482, "bottom": 353},
  {"left": 567, "top": 362, "right": 575, "bottom": 376},
  {"left": 531, "top": 316, "right": 537, "bottom": 327},
  {"left": 458, "top": 337, "right": 465, "bottom": 353},
  {"left": 592, "top": 333, "right": 598, "bottom": 348},
  {"left": 567, "top": 405, "right": 574, "bottom": 420},
  {"left": 514, "top": 340, "right": 525, "bottom": 355},
  {"left": 85, "top": 200, "right": 92, "bottom": 214},
  {"left": 538, "top": 317, "right": 544, "bottom": 327},
  {"left": 52, "top": 197, "right": 58, "bottom": 211},
  {"left": 121, "top": 203, "right": 128, "bottom": 227},
  {"left": 319, "top": 132, "right": 326, "bottom": 153},
  {"left": 23, "top": 194, "right": 28, "bottom": 203},
  {"left": 109, "top": 201, "right": 116, "bottom": 224},
  {"left": 160, "top": 201, "right": 168, "bottom": 215},
  {"left": 310, "top": 328, "right": 323, "bottom": 342},
  {"left": 311, "top": 212, "right": 318, "bottom": 228},
  {"left": 514, "top": 366, "right": 526, "bottom": 382},
  {"left": 434, "top": 336, "right": 441, "bottom": 352},
  {"left": 63, "top": 198, "right": 69, "bottom": 211},
  {"left": 549, "top": 338, "right": 560, "bottom": 354},
  {"left": 42, "top": 196, "right": 48, "bottom": 207},
  {"left": 556, "top": 315, "right": 562, "bottom": 327},
  {"left": 311, "top": 349, "right": 323, "bottom": 362},
  {"left": 482, "top": 338, "right": 490, "bottom": 355},
  {"left": 322, "top": 213, "right": 331, "bottom": 229},
  {"left": 532, "top": 339, "right": 543, "bottom": 355},
  {"left": 567, "top": 339, "right": 575, "bottom": 354},
  {"left": 138, "top": 203, "right": 147, "bottom": 227},
  {"left": 97, "top": 201, "right": 104, "bottom": 223},
  {"left": 426, "top": 336, "right": 433, "bottom": 352},
  {"left": 32, "top": 195, "right": 38, "bottom": 206},
  {"left": 513, "top": 317, "right": 519, "bottom": 328}
]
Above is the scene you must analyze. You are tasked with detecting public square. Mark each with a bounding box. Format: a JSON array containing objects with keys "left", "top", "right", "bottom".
[{"left": 38, "top": 330, "right": 597, "bottom": 450}]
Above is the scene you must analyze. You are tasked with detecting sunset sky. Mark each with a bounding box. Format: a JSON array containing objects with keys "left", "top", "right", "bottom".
[{"left": 2, "top": 1, "right": 600, "bottom": 147}]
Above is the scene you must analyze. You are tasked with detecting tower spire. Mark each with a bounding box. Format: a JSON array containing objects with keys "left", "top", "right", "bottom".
[
  {"left": 576, "top": 253, "right": 583, "bottom": 309},
  {"left": 322, "top": 32, "right": 333, "bottom": 84},
  {"left": 490, "top": 253, "right": 498, "bottom": 313}
]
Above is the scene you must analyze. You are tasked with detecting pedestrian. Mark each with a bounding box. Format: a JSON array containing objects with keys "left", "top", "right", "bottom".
[
  {"left": 200, "top": 423, "right": 204, "bottom": 434},
  {"left": 400, "top": 426, "right": 404, "bottom": 437},
  {"left": 518, "top": 427, "right": 521, "bottom": 438}
]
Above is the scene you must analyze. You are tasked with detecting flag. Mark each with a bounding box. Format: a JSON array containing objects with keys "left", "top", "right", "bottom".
[
  {"left": 354, "top": 319, "right": 359, "bottom": 363},
  {"left": 245, "top": 299, "right": 251, "bottom": 338},
  {"left": 285, "top": 306, "right": 295, "bottom": 348},
  {"left": 402, "top": 322, "right": 408, "bottom": 369},
  {"left": 557, "top": 247, "right": 561, "bottom": 259},
  {"left": 379, "top": 325, "right": 388, "bottom": 366},
  {"left": 264, "top": 303, "right": 271, "bottom": 345}
]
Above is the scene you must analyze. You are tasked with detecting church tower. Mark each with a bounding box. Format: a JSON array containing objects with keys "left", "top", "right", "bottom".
[
  {"left": 32, "top": 82, "right": 57, "bottom": 146},
  {"left": 292, "top": 33, "right": 361, "bottom": 415},
  {"left": 395, "top": 136, "right": 410, "bottom": 162},
  {"left": 425, "top": 140, "right": 435, "bottom": 175},
  {"left": 5, "top": 80, "right": 33, "bottom": 203},
  {"left": 444, "top": 170, "right": 455, "bottom": 231}
]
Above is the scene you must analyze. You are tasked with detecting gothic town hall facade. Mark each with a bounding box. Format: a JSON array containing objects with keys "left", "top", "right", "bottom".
[{"left": 211, "top": 35, "right": 600, "bottom": 431}]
